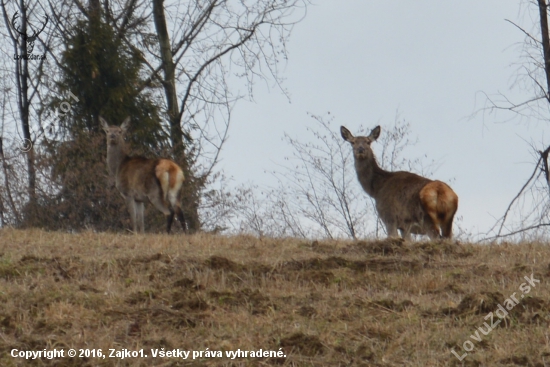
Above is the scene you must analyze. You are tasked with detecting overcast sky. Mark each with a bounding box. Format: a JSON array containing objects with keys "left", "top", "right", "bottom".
[{"left": 220, "top": 1, "right": 547, "bottom": 239}]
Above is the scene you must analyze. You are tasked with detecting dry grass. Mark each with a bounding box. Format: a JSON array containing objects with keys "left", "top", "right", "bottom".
[{"left": 0, "top": 229, "right": 549, "bottom": 366}]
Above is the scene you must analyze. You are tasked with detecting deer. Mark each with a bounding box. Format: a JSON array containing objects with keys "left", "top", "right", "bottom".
[
  {"left": 100, "top": 116, "right": 187, "bottom": 234},
  {"left": 341, "top": 125, "right": 458, "bottom": 240}
]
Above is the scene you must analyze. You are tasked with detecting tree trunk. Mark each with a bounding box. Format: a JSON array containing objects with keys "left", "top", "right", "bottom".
[
  {"left": 538, "top": 0, "right": 550, "bottom": 100},
  {"left": 89, "top": 0, "right": 100, "bottom": 21},
  {"left": 537, "top": 1, "right": 550, "bottom": 193},
  {"left": 0, "top": 138, "right": 21, "bottom": 224},
  {"left": 17, "top": 0, "right": 35, "bottom": 201},
  {"left": 88, "top": 0, "right": 101, "bottom": 131},
  {"left": 152, "top": 0, "right": 200, "bottom": 232},
  {"left": 541, "top": 146, "right": 550, "bottom": 192}
]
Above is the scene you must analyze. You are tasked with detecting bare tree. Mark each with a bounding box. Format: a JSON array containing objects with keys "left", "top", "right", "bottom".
[
  {"left": 147, "top": 0, "right": 308, "bottom": 231},
  {"left": 0, "top": 0, "right": 51, "bottom": 202},
  {"left": 479, "top": 1, "right": 550, "bottom": 241}
]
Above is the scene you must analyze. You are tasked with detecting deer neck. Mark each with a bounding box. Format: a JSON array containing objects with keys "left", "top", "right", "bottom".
[
  {"left": 106, "top": 143, "right": 127, "bottom": 177},
  {"left": 354, "top": 155, "right": 391, "bottom": 198}
]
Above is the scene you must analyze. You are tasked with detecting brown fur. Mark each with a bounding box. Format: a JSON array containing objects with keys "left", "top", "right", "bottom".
[
  {"left": 341, "top": 125, "right": 458, "bottom": 240},
  {"left": 100, "top": 117, "right": 187, "bottom": 233}
]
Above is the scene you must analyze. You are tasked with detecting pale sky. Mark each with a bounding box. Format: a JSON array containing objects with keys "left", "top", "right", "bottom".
[{"left": 220, "top": 1, "right": 548, "bottom": 239}]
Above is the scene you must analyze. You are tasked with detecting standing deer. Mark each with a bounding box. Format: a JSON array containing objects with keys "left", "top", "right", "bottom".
[
  {"left": 100, "top": 117, "right": 187, "bottom": 233},
  {"left": 341, "top": 125, "right": 458, "bottom": 240}
]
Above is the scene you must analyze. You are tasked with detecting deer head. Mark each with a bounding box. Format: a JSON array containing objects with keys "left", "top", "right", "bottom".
[{"left": 341, "top": 125, "right": 381, "bottom": 160}]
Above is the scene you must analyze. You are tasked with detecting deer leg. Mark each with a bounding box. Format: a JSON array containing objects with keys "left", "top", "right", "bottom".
[
  {"left": 135, "top": 201, "right": 145, "bottom": 233},
  {"left": 423, "top": 218, "right": 441, "bottom": 240},
  {"left": 385, "top": 222, "right": 400, "bottom": 238},
  {"left": 166, "top": 187, "right": 186, "bottom": 233},
  {"left": 147, "top": 194, "right": 173, "bottom": 233},
  {"left": 426, "top": 229, "right": 440, "bottom": 240},
  {"left": 125, "top": 197, "right": 138, "bottom": 233},
  {"left": 424, "top": 214, "right": 442, "bottom": 240},
  {"left": 441, "top": 213, "right": 455, "bottom": 239},
  {"left": 174, "top": 205, "right": 187, "bottom": 232},
  {"left": 166, "top": 209, "right": 175, "bottom": 233},
  {"left": 400, "top": 228, "right": 412, "bottom": 241}
]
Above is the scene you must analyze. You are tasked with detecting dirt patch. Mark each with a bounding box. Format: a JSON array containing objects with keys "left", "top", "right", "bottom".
[
  {"left": 299, "top": 270, "right": 335, "bottom": 285},
  {"left": 117, "top": 253, "right": 170, "bottom": 267},
  {"left": 446, "top": 292, "right": 504, "bottom": 316},
  {"left": 279, "top": 332, "right": 325, "bottom": 356},
  {"left": 78, "top": 284, "right": 101, "bottom": 293},
  {"left": 282, "top": 256, "right": 421, "bottom": 274},
  {"left": 34, "top": 317, "right": 72, "bottom": 333},
  {"left": 367, "top": 299, "right": 415, "bottom": 312},
  {"left": 297, "top": 305, "right": 317, "bottom": 317},
  {"left": 142, "top": 337, "right": 174, "bottom": 350},
  {"left": 346, "top": 238, "right": 406, "bottom": 255},
  {"left": 0, "top": 314, "right": 14, "bottom": 331},
  {"left": 516, "top": 296, "right": 549, "bottom": 312},
  {"left": 426, "top": 282, "right": 465, "bottom": 294},
  {"left": 125, "top": 290, "right": 156, "bottom": 305},
  {"left": 206, "top": 256, "right": 242, "bottom": 272},
  {"left": 173, "top": 277, "right": 203, "bottom": 290},
  {"left": 353, "top": 325, "right": 392, "bottom": 342},
  {"left": 447, "top": 293, "right": 550, "bottom": 319},
  {"left": 19, "top": 255, "right": 58, "bottom": 264},
  {"left": 282, "top": 256, "right": 349, "bottom": 271},
  {"left": 138, "top": 307, "right": 196, "bottom": 329},
  {"left": 517, "top": 311, "right": 546, "bottom": 325},
  {"left": 208, "top": 288, "right": 273, "bottom": 315},
  {"left": 355, "top": 343, "right": 375, "bottom": 361},
  {"left": 510, "top": 263, "right": 530, "bottom": 273},
  {"left": 16, "top": 256, "right": 83, "bottom": 281},
  {"left": 498, "top": 355, "right": 531, "bottom": 366},
  {"left": 512, "top": 296, "right": 550, "bottom": 324},
  {"left": 0, "top": 261, "right": 20, "bottom": 280},
  {"left": 306, "top": 240, "right": 337, "bottom": 254},
  {"left": 364, "top": 258, "right": 422, "bottom": 273},
  {"left": 107, "top": 307, "right": 197, "bottom": 329},
  {"left": 450, "top": 358, "right": 482, "bottom": 367},
  {"left": 171, "top": 292, "right": 209, "bottom": 311},
  {"left": 472, "top": 263, "right": 490, "bottom": 276},
  {"left": 133, "top": 253, "right": 171, "bottom": 263},
  {"left": 248, "top": 262, "right": 273, "bottom": 276},
  {"left": 412, "top": 241, "right": 472, "bottom": 258}
]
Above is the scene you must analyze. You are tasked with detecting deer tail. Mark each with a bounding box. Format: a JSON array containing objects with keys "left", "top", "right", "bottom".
[
  {"left": 419, "top": 181, "right": 458, "bottom": 238},
  {"left": 156, "top": 160, "right": 185, "bottom": 208}
]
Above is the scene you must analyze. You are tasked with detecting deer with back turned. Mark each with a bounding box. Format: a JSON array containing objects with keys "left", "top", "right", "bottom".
[
  {"left": 100, "top": 116, "right": 187, "bottom": 233},
  {"left": 341, "top": 125, "right": 458, "bottom": 240}
]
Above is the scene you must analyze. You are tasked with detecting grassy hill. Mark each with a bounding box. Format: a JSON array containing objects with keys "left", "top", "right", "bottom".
[{"left": 0, "top": 228, "right": 548, "bottom": 366}]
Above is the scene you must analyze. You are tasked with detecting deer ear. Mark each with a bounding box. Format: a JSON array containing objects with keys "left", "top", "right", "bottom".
[
  {"left": 340, "top": 126, "right": 354, "bottom": 142},
  {"left": 369, "top": 125, "right": 381, "bottom": 141},
  {"left": 120, "top": 117, "right": 131, "bottom": 132},
  {"left": 99, "top": 116, "right": 109, "bottom": 133}
]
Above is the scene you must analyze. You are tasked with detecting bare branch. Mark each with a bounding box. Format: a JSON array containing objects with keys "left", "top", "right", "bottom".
[
  {"left": 482, "top": 222, "right": 550, "bottom": 241},
  {"left": 505, "top": 18, "right": 541, "bottom": 45}
]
